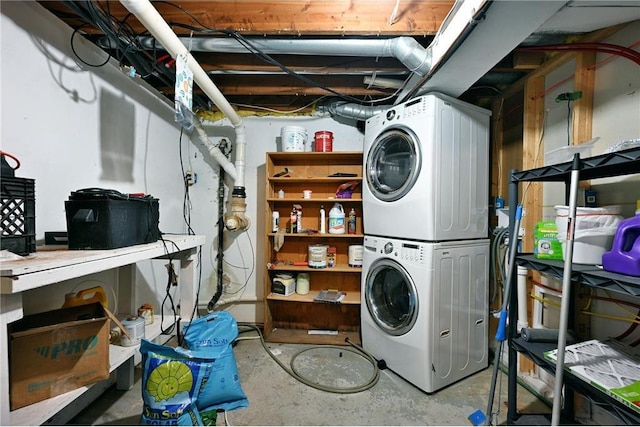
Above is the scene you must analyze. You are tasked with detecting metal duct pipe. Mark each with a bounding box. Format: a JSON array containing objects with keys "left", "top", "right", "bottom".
[
  {"left": 136, "top": 36, "right": 432, "bottom": 77},
  {"left": 120, "top": 0, "right": 249, "bottom": 231},
  {"left": 322, "top": 102, "right": 391, "bottom": 121}
]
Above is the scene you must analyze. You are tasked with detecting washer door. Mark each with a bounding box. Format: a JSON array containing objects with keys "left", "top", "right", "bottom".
[
  {"left": 366, "top": 127, "right": 421, "bottom": 202},
  {"left": 365, "top": 258, "right": 418, "bottom": 336}
]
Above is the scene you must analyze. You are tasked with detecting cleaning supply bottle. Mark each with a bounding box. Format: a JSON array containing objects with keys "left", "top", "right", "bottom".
[
  {"left": 290, "top": 207, "right": 297, "bottom": 233},
  {"left": 329, "top": 202, "right": 345, "bottom": 234},
  {"left": 348, "top": 207, "right": 357, "bottom": 234},
  {"left": 295, "top": 204, "right": 303, "bottom": 233},
  {"left": 272, "top": 211, "right": 280, "bottom": 232},
  {"left": 319, "top": 205, "right": 326, "bottom": 234}
]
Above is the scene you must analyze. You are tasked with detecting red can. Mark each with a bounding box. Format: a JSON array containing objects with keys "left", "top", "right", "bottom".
[{"left": 314, "top": 131, "right": 333, "bottom": 152}]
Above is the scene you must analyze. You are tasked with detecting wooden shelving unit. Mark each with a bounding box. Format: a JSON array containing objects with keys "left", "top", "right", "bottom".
[{"left": 264, "top": 151, "right": 364, "bottom": 345}]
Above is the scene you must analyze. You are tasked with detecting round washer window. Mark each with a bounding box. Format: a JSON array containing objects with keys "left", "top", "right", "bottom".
[
  {"left": 365, "top": 258, "right": 418, "bottom": 336},
  {"left": 365, "top": 127, "right": 421, "bottom": 202}
]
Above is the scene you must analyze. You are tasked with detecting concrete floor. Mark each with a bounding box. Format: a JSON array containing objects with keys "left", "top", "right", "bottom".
[{"left": 69, "top": 333, "right": 550, "bottom": 426}]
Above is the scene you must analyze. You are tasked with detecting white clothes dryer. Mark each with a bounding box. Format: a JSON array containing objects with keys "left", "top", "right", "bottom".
[
  {"left": 363, "top": 92, "right": 491, "bottom": 241},
  {"left": 360, "top": 235, "right": 489, "bottom": 393}
]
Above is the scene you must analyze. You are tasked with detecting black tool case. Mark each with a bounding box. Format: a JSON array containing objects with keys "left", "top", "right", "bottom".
[{"left": 65, "top": 188, "right": 159, "bottom": 249}]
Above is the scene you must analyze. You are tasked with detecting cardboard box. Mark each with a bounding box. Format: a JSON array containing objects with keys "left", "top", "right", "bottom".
[{"left": 9, "top": 302, "right": 110, "bottom": 410}]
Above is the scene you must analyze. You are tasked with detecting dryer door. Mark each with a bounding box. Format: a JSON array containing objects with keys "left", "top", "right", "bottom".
[
  {"left": 365, "top": 127, "right": 421, "bottom": 202},
  {"left": 364, "top": 258, "right": 418, "bottom": 336}
]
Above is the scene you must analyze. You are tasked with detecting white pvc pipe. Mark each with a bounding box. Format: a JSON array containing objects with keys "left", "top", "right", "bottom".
[
  {"left": 516, "top": 265, "right": 529, "bottom": 332},
  {"left": 119, "top": 0, "right": 246, "bottom": 189},
  {"left": 193, "top": 121, "right": 237, "bottom": 181}
]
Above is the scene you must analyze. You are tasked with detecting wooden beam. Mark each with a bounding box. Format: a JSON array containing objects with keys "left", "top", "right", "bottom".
[
  {"left": 522, "top": 75, "right": 545, "bottom": 252},
  {"left": 43, "top": 1, "right": 453, "bottom": 36},
  {"left": 572, "top": 52, "right": 596, "bottom": 147}
]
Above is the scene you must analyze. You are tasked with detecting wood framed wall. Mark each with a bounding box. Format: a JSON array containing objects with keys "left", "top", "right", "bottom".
[{"left": 489, "top": 23, "right": 626, "bottom": 375}]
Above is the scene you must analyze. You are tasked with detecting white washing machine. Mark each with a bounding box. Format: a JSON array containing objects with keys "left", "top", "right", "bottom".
[
  {"left": 363, "top": 92, "right": 491, "bottom": 241},
  {"left": 360, "top": 235, "right": 489, "bottom": 393}
]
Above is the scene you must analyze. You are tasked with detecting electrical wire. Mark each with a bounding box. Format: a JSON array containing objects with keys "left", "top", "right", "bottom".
[
  {"left": 179, "top": 127, "right": 195, "bottom": 235},
  {"left": 237, "top": 324, "right": 380, "bottom": 394}
]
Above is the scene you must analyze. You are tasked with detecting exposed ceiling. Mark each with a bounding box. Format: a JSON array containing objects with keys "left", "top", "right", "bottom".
[{"left": 37, "top": 1, "right": 640, "bottom": 116}]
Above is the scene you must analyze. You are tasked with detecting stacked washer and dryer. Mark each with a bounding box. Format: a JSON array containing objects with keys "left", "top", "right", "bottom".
[{"left": 361, "top": 92, "right": 491, "bottom": 393}]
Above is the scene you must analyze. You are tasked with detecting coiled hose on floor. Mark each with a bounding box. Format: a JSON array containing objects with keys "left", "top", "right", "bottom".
[{"left": 237, "top": 324, "right": 380, "bottom": 393}]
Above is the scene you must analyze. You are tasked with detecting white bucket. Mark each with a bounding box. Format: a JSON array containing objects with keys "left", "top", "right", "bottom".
[
  {"left": 281, "top": 126, "right": 308, "bottom": 152},
  {"left": 555, "top": 205, "right": 622, "bottom": 264}
]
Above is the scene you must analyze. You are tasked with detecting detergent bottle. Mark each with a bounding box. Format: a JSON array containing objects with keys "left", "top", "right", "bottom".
[
  {"left": 602, "top": 213, "right": 640, "bottom": 277},
  {"left": 329, "top": 203, "right": 345, "bottom": 234}
]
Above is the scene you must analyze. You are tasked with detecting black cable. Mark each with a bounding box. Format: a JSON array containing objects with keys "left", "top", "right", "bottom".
[
  {"left": 178, "top": 127, "right": 195, "bottom": 235},
  {"left": 70, "top": 26, "right": 112, "bottom": 68}
]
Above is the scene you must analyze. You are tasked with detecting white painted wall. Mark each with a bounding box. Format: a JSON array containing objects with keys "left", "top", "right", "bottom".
[
  {"left": 1, "top": 2, "right": 363, "bottom": 323},
  {"left": 542, "top": 20, "right": 640, "bottom": 220}
]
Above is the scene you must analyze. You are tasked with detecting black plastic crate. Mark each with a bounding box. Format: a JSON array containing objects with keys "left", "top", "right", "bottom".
[
  {"left": 1, "top": 177, "right": 36, "bottom": 255},
  {"left": 65, "top": 189, "right": 159, "bottom": 250}
]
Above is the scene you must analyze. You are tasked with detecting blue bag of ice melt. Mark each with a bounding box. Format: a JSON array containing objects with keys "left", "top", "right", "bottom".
[
  {"left": 180, "top": 311, "right": 249, "bottom": 412},
  {"left": 139, "top": 339, "right": 205, "bottom": 425}
]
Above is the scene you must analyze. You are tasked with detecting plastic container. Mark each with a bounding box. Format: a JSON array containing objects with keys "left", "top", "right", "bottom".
[
  {"left": 272, "top": 273, "right": 296, "bottom": 295},
  {"left": 555, "top": 205, "right": 622, "bottom": 264},
  {"left": 62, "top": 286, "right": 107, "bottom": 308},
  {"left": 544, "top": 138, "right": 597, "bottom": 166},
  {"left": 296, "top": 273, "right": 310, "bottom": 295},
  {"left": 272, "top": 211, "right": 280, "bottom": 232},
  {"left": 281, "top": 126, "right": 308, "bottom": 152},
  {"left": 1, "top": 176, "right": 36, "bottom": 255},
  {"left": 314, "top": 131, "right": 333, "bottom": 152},
  {"left": 65, "top": 189, "right": 159, "bottom": 250},
  {"left": 602, "top": 215, "right": 640, "bottom": 277},
  {"left": 327, "top": 247, "right": 336, "bottom": 268},
  {"left": 329, "top": 203, "right": 345, "bottom": 234}
]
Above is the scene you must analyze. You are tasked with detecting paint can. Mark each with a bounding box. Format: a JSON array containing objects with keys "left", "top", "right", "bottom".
[
  {"left": 314, "top": 131, "right": 333, "bottom": 152},
  {"left": 308, "top": 244, "right": 329, "bottom": 268},
  {"left": 120, "top": 315, "right": 145, "bottom": 347},
  {"left": 281, "top": 126, "right": 308, "bottom": 152},
  {"left": 348, "top": 245, "right": 363, "bottom": 267}
]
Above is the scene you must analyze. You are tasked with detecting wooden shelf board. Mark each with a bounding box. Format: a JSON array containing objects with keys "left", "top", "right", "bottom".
[
  {"left": 267, "top": 291, "right": 361, "bottom": 304},
  {"left": 269, "top": 178, "right": 362, "bottom": 183},
  {"left": 265, "top": 327, "right": 361, "bottom": 346},
  {"left": 270, "top": 264, "right": 361, "bottom": 273},
  {"left": 1, "top": 235, "right": 205, "bottom": 294},
  {"left": 10, "top": 318, "right": 170, "bottom": 426},
  {"left": 267, "top": 232, "right": 364, "bottom": 238}
]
